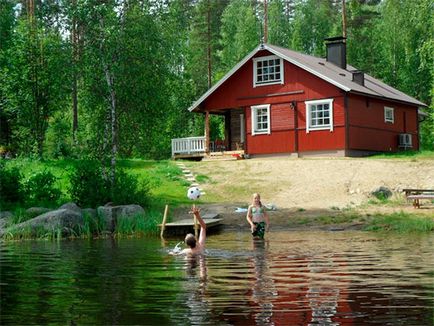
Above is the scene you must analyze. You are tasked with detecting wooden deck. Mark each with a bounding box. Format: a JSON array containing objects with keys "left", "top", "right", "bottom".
[
  {"left": 173, "top": 150, "right": 245, "bottom": 161},
  {"left": 159, "top": 217, "right": 223, "bottom": 236},
  {"left": 171, "top": 135, "right": 245, "bottom": 160}
]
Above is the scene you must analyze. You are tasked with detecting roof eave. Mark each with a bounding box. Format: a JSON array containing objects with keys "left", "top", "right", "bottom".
[
  {"left": 418, "top": 108, "right": 429, "bottom": 117},
  {"left": 349, "top": 90, "right": 428, "bottom": 108}
]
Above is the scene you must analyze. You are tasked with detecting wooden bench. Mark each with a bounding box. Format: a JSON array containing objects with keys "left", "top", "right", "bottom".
[{"left": 403, "top": 189, "right": 434, "bottom": 208}]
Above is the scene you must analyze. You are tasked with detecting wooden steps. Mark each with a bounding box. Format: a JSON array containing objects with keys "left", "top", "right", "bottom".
[{"left": 203, "top": 150, "right": 245, "bottom": 161}]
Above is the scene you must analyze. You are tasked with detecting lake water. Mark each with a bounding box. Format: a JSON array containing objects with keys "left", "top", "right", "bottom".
[{"left": 1, "top": 231, "right": 433, "bottom": 325}]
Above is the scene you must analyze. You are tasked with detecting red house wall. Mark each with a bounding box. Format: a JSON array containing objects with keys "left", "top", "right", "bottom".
[
  {"left": 203, "top": 50, "right": 346, "bottom": 155},
  {"left": 245, "top": 103, "right": 295, "bottom": 154},
  {"left": 347, "top": 94, "right": 419, "bottom": 152},
  {"left": 204, "top": 50, "right": 343, "bottom": 110},
  {"left": 199, "top": 50, "right": 420, "bottom": 155},
  {"left": 297, "top": 96, "right": 346, "bottom": 152}
]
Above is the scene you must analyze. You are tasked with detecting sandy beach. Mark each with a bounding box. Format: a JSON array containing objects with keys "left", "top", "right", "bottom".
[{"left": 173, "top": 157, "right": 434, "bottom": 228}]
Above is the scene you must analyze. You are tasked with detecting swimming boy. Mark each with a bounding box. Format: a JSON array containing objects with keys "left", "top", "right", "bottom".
[
  {"left": 178, "top": 206, "right": 207, "bottom": 255},
  {"left": 246, "top": 193, "right": 270, "bottom": 239}
]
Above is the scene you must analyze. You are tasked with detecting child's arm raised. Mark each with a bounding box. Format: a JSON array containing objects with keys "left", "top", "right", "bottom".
[{"left": 192, "top": 206, "right": 206, "bottom": 246}]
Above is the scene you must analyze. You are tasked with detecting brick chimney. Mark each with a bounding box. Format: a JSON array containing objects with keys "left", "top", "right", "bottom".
[{"left": 325, "top": 36, "right": 346, "bottom": 69}]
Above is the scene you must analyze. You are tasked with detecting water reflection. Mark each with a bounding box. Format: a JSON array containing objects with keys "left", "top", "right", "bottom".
[
  {"left": 184, "top": 254, "right": 209, "bottom": 325},
  {"left": 250, "top": 239, "right": 276, "bottom": 325},
  {"left": 306, "top": 257, "right": 341, "bottom": 326},
  {"left": 1, "top": 231, "right": 433, "bottom": 325}
]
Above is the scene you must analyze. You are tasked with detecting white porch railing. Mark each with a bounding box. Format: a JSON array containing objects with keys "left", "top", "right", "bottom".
[{"left": 172, "top": 136, "right": 206, "bottom": 157}]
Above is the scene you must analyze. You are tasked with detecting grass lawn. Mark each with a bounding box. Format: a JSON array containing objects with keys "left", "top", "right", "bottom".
[
  {"left": 368, "top": 150, "right": 434, "bottom": 160},
  {"left": 2, "top": 155, "right": 433, "bottom": 237},
  {"left": 2, "top": 158, "right": 195, "bottom": 211}
]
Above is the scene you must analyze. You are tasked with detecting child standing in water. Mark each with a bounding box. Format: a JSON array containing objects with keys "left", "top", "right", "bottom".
[{"left": 246, "top": 193, "right": 270, "bottom": 239}]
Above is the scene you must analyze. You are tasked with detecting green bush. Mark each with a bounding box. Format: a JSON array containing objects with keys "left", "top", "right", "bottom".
[
  {"left": 69, "top": 160, "right": 109, "bottom": 208},
  {"left": 25, "top": 170, "right": 61, "bottom": 205},
  {"left": 112, "top": 169, "right": 149, "bottom": 206},
  {"left": 0, "top": 161, "right": 25, "bottom": 208},
  {"left": 69, "top": 161, "right": 150, "bottom": 208}
]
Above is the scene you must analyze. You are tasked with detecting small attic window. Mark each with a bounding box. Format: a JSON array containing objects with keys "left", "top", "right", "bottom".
[
  {"left": 253, "top": 55, "right": 284, "bottom": 87},
  {"left": 339, "top": 73, "right": 346, "bottom": 76}
]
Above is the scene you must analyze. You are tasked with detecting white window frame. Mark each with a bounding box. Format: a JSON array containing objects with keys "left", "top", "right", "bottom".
[
  {"left": 253, "top": 55, "right": 284, "bottom": 87},
  {"left": 384, "top": 106, "right": 394, "bottom": 123},
  {"left": 305, "top": 99, "right": 334, "bottom": 133},
  {"left": 251, "top": 104, "right": 270, "bottom": 136}
]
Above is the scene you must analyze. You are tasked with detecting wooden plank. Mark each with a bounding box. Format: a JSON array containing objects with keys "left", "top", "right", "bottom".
[
  {"left": 403, "top": 188, "right": 434, "bottom": 195},
  {"left": 202, "top": 213, "right": 220, "bottom": 219},
  {"left": 159, "top": 218, "right": 223, "bottom": 228},
  {"left": 407, "top": 195, "right": 434, "bottom": 199},
  {"left": 173, "top": 153, "right": 205, "bottom": 159},
  {"left": 237, "top": 90, "right": 304, "bottom": 100}
]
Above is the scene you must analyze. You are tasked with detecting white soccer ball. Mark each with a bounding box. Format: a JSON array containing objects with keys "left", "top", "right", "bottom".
[{"left": 187, "top": 186, "right": 201, "bottom": 200}]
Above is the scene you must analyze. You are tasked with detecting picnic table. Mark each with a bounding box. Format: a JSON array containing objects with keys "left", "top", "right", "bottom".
[{"left": 403, "top": 189, "right": 434, "bottom": 208}]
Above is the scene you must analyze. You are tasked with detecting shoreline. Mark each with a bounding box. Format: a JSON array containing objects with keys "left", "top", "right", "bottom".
[
  {"left": 1, "top": 201, "right": 432, "bottom": 241},
  {"left": 172, "top": 202, "right": 434, "bottom": 232}
]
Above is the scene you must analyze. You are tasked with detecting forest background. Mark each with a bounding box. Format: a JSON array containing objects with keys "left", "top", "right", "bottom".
[{"left": 1, "top": 0, "right": 433, "bottom": 163}]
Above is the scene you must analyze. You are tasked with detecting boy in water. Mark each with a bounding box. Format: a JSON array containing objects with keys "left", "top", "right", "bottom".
[
  {"left": 246, "top": 193, "right": 270, "bottom": 239},
  {"left": 179, "top": 206, "right": 207, "bottom": 255}
]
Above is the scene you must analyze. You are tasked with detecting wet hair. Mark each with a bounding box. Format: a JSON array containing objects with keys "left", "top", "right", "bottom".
[
  {"left": 185, "top": 233, "right": 196, "bottom": 248},
  {"left": 253, "top": 193, "right": 262, "bottom": 207}
]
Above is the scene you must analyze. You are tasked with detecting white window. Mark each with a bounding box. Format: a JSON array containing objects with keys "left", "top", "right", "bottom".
[
  {"left": 305, "top": 99, "right": 334, "bottom": 133},
  {"left": 251, "top": 104, "right": 270, "bottom": 135},
  {"left": 253, "top": 55, "right": 284, "bottom": 87},
  {"left": 384, "top": 106, "right": 394, "bottom": 123}
]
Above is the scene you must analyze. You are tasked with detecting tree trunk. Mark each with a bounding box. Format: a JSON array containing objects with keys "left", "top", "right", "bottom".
[
  {"left": 206, "top": 0, "right": 212, "bottom": 89},
  {"left": 342, "top": 0, "right": 347, "bottom": 39},
  {"left": 71, "top": 0, "right": 79, "bottom": 146},
  {"left": 263, "top": 0, "right": 268, "bottom": 43},
  {"left": 103, "top": 61, "right": 117, "bottom": 191},
  {"left": 98, "top": 13, "right": 118, "bottom": 196},
  {"left": 28, "top": 0, "right": 43, "bottom": 158}
]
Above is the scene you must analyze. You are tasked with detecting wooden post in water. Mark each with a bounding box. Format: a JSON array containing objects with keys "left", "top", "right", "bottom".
[{"left": 160, "top": 205, "right": 169, "bottom": 238}]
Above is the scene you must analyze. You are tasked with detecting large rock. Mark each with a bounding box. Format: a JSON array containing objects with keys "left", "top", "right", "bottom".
[
  {"left": 0, "top": 215, "right": 12, "bottom": 230},
  {"left": 371, "top": 186, "right": 393, "bottom": 200},
  {"left": 7, "top": 209, "right": 84, "bottom": 237},
  {"left": 59, "top": 202, "right": 82, "bottom": 213},
  {"left": 0, "top": 212, "right": 13, "bottom": 234},
  {"left": 0, "top": 211, "right": 13, "bottom": 219},
  {"left": 97, "top": 204, "right": 145, "bottom": 232},
  {"left": 26, "top": 207, "right": 50, "bottom": 218}
]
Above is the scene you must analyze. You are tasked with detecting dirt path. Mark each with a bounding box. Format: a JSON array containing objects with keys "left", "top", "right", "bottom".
[{"left": 175, "top": 157, "right": 434, "bottom": 227}]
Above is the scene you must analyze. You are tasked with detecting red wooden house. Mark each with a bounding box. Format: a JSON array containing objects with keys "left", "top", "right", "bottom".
[{"left": 172, "top": 37, "right": 427, "bottom": 158}]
